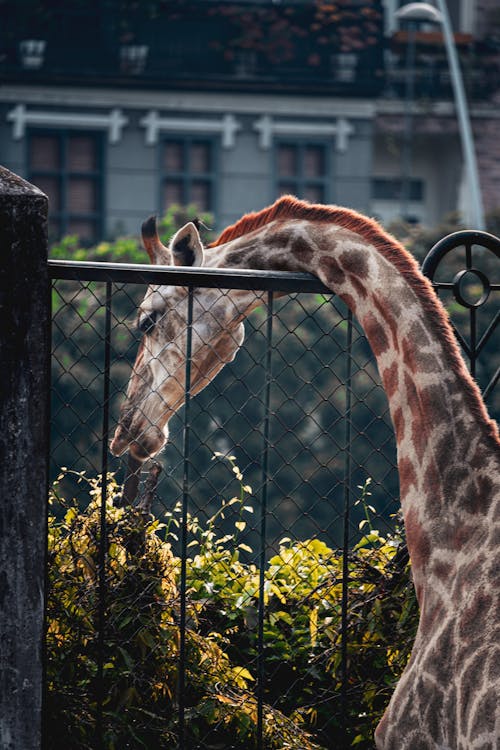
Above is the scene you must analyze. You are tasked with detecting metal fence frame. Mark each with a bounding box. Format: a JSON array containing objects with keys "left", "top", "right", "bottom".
[{"left": 49, "top": 261, "right": 356, "bottom": 749}]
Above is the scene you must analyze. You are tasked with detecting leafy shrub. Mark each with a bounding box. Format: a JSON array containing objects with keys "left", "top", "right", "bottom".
[
  {"left": 49, "top": 204, "right": 215, "bottom": 264},
  {"left": 46, "top": 461, "right": 418, "bottom": 749}
]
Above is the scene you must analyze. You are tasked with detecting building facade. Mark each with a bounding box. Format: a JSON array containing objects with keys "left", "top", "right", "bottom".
[{"left": 0, "top": 0, "right": 499, "bottom": 241}]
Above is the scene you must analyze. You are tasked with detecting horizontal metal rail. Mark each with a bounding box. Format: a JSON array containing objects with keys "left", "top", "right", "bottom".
[{"left": 48, "top": 259, "right": 332, "bottom": 294}]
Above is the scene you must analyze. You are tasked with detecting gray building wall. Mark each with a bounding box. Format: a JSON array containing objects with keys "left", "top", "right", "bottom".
[{"left": 0, "top": 88, "right": 376, "bottom": 242}]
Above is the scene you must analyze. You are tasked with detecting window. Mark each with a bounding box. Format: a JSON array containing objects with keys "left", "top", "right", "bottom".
[
  {"left": 275, "top": 142, "right": 329, "bottom": 203},
  {"left": 372, "top": 177, "right": 424, "bottom": 202},
  {"left": 371, "top": 177, "right": 426, "bottom": 225},
  {"left": 28, "top": 131, "right": 103, "bottom": 243},
  {"left": 161, "top": 138, "right": 215, "bottom": 213}
]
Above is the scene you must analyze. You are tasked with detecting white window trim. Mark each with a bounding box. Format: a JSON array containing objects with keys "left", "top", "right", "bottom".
[
  {"left": 7, "top": 103, "right": 128, "bottom": 143},
  {"left": 253, "top": 115, "right": 354, "bottom": 153},
  {"left": 140, "top": 111, "right": 241, "bottom": 148}
]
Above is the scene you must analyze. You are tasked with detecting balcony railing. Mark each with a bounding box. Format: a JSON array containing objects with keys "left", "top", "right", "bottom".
[{"left": 1, "top": 1, "right": 498, "bottom": 100}]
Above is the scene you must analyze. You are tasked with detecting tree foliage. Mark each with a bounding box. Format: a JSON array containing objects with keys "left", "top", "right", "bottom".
[{"left": 46, "top": 462, "right": 418, "bottom": 749}]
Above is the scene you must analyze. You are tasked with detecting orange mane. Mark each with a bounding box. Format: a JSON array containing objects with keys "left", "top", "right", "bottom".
[
  {"left": 211, "top": 195, "right": 397, "bottom": 252},
  {"left": 210, "top": 195, "right": 432, "bottom": 303},
  {"left": 210, "top": 195, "right": 499, "bottom": 446}
]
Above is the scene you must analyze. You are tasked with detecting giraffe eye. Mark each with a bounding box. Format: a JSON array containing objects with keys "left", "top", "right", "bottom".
[{"left": 138, "top": 310, "right": 161, "bottom": 335}]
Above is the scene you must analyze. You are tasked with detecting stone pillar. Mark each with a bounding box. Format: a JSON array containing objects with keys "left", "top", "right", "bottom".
[{"left": 0, "top": 167, "right": 49, "bottom": 750}]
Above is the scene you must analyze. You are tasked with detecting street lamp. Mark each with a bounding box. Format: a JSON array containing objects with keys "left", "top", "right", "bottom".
[{"left": 395, "top": 1, "right": 485, "bottom": 229}]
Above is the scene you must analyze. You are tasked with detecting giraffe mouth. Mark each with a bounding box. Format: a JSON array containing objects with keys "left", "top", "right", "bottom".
[{"left": 109, "top": 420, "right": 168, "bottom": 461}]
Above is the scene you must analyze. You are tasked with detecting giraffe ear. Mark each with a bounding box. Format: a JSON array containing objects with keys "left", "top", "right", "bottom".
[{"left": 170, "top": 222, "right": 205, "bottom": 267}]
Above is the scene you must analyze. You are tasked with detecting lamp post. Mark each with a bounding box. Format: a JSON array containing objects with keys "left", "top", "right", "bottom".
[
  {"left": 397, "top": 13, "right": 418, "bottom": 221},
  {"left": 395, "top": 2, "right": 485, "bottom": 230}
]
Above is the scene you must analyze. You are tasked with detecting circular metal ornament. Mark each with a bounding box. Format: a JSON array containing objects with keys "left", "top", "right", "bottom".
[{"left": 452, "top": 267, "right": 491, "bottom": 308}]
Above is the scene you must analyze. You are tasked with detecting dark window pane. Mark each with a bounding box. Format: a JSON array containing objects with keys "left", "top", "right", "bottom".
[
  {"left": 164, "top": 180, "right": 183, "bottom": 208},
  {"left": 28, "top": 130, "right": 102, "bottom": 244},
  {"left": 67, "top": 219, "right": 94, "bottom": 241},
  {"left": 303, "top": 185, "right": 325, "bottom": 203},
  {"left": 304, "top": 146, "right": 325, "bottom": 178},
  {"left": 410, "top": 181, "right": 424, "bottom": 201},
  {"left": 277, "top": 145, "right": 297, "bottom": 177},
  {"left": 162, "top": 138, "right": 214, "bottom": 213},
  {"left": 191, "top": 181, "right": 210, "bottom": 211},
  {"left": 67, "top": 178, "right": 96, "bottom": 212},
  {"left": 190, "top": 142, "right": 211, "bottom": 174},
  {"left": 67, "top": 136, "right": 97, "bottom": 172},
  {"left": 34, "top": 175, "right": 60, "bottom": 210},
  {"left": 30, "top": 135, "right": 59, "bottom": 170},
  {"left": 164, "top": 142, "right": 184, "bottom": 172},
  {"left": 372, "top": 178, "right": 424, "bottom": 202},
  {"left": 372, "top": 178, "right": 399, "bottom": 200}
]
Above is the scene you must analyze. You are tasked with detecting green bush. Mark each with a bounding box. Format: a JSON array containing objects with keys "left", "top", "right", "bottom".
[
  {"left": 46, "top": 461, "right": 418, "bottom": 750},
  {"left": 49, "top": 204, "right": 215, "bottom": 264}
]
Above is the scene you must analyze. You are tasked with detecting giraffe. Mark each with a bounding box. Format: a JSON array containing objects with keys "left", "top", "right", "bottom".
[{"left": 110, "top": 196, "right": 500, "bottom": 749}]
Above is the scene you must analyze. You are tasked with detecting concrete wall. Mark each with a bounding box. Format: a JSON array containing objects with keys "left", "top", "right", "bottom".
[
  {"left": 372, "top": 123, "right": 462, "bottom": 226},
  {"left": 0, "top": 90, "right": 375, "bottom": 242}
]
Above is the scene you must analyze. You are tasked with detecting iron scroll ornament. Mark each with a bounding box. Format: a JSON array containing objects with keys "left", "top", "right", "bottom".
[{"left": 421, "top": 229, "right": 500, "bottom": 401}]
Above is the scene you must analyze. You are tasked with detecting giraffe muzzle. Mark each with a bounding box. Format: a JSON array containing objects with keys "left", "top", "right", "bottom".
[{"left": 110, "top": 420, "right": 167, "bottom": 460}]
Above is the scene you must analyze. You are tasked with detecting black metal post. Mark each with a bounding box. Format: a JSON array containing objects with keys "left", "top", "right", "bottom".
[
  {"left": 257, "top": 291, "right": 274, "bottom": 749},
  {"left": 340, "top": 309, "right": 353, "bottom": 746},
  {"left": 178, "top": 287, "right": 194, "bottom": 749},
  {"left": 400, "top": 20, "right": 417, "bottom": 220},
  {"left": 96, "top": 281, "right": 112, "bottom": 748}
]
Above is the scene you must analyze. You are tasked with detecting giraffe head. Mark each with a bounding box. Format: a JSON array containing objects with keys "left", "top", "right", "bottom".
[{"left": 109, "top": 217, "right": 245, "bottom": 461}]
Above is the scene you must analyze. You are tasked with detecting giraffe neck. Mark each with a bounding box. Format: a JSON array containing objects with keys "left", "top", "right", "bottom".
[{"left": 209, "top": 218, "right": 500, "bottom": 594}]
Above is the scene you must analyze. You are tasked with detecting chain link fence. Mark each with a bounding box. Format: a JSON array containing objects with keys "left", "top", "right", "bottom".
[{"left": 46, "top": 231, "right": 498, "bottom": 749}]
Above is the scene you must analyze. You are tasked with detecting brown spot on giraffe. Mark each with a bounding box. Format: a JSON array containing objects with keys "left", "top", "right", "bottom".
[
  {"left": 432, "top": 559, "right": 452, "bottom": 582},
  {"left": 320, "top": 255, "right": 345, "bottom": 286},
  {"left": 382, "top": 361, "right": 399, "bottom": 398},
  {"left": 402, "top": 336, "right": 418, "bottom": 373},
  {"left": 470, "top": 443, "right": 488, "bottom": 470},
  {"left": 393, "top": 406, "right": 405, "bottom": 443},
  {"left": 373, "top": 295, "right": 400, "bottom": 351},
  {"left": 225, "top": 245, "right": 259, "bottom": 266},
  {"left": 405, "top": 507, "right": 432, "bottom": 572},
  {"left": 470, "top": 688, "right": 497, "bottom": 737},
  {"left": 348, "top": 272, "right": 368, "bottom": 298},
  {"left": 420, "top": 384, "right": 450, "bottom": 427},
  {"left": 399, "top": 456, "right": 417, "bottom": 496},
  {"left": 459, "top": 651, "right": 485, "bottom": 729},
  {"left": 419, "top": 593, "right": 445, "bottom": 636},
  {"left": 421, "top": 678, "right": 445, "bottom": 740},
  {"left": 463, "top": 474, "right": 494, "bottom": 514},
  {"left": 339, "top": 292, "right": 357, "bottom": 313},
  {"left": 488, "top": 647, "right": 500, "bottom": 681},
  {"left": 339, "top": 247, "right": 369, "bottom": 278},
  {"left": 434, "top": 429, "right": 457, "bottom": 475},
  {"left": 427, "top": 621, "right": 455, "bottom": 679},
  {"left": 451, "top": 523, "right": 478, "bottom": 550},
  {"left": 263, "top": 224, "right": 291, "bottom": 248},
  {"left": 363, "top": 312, "right": 390, "bottom": 357},
  {"left": 404, "top": 374, "right": 429, "bottom": 462},
  {"left": 290, "top": 236, "right": 315, "bottom": 264},
  {"left": 423, "top": 460, "right": 446, "bottom": 520},
  {"left": 459, "top": 591, "right": 492, "bottom": 639}
]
